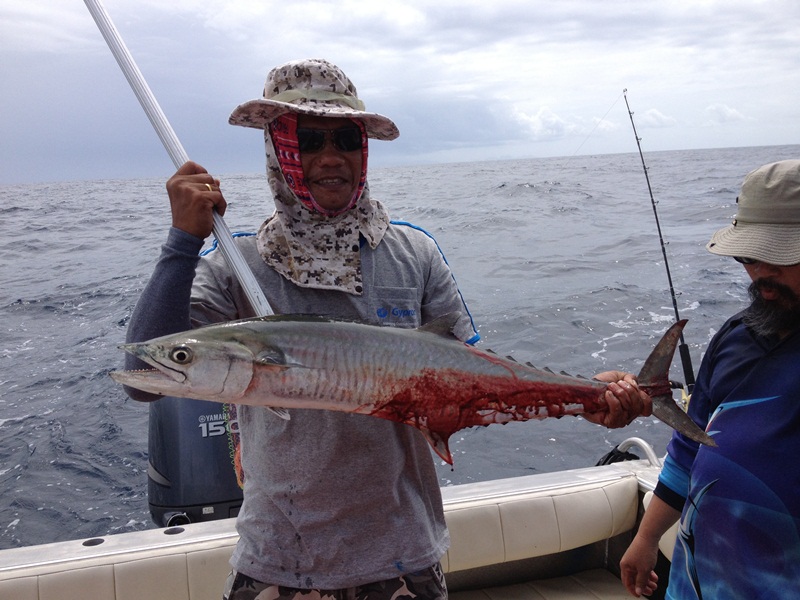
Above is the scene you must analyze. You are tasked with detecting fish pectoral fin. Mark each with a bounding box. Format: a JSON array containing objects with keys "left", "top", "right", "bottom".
[
  {"left": 418, "top": 427, "right": 454, "bottom": 465},
  {"left": 254, "top": 351, "right": 313, "bottom": 370},
  {"left": 268, "top": 407, "right": 291, "bottom": 420},
  {"left": 254, "top": 350, "right": 288, "bottom": 367}
]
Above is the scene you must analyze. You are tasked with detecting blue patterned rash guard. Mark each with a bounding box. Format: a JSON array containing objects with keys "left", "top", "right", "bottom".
[{"left": 654, "top": 312, "right": 800, "bottom": 599}]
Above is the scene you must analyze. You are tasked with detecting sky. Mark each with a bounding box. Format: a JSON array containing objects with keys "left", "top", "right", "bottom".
[{"left": 2, "top": 0, "right": 799, "bottom": 184}]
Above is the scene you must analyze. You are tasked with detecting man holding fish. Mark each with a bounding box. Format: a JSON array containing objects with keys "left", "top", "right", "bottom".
[{"left": 122, "top": 58, "right": 650, "bottom": 600}]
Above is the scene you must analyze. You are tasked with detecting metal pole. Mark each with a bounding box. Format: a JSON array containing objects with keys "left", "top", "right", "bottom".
[{"left": 84, "top": 0, "right": 272, "bottom": 317}]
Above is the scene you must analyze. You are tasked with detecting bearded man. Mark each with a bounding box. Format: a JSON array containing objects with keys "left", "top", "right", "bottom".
[{"left": 620, "top": 159, "right": 800, "bottom": 599}]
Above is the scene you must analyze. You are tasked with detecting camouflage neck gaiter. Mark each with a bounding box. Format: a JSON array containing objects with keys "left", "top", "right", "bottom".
[{"left": 255, "top": 127, "right": 389, "bottom": 295}]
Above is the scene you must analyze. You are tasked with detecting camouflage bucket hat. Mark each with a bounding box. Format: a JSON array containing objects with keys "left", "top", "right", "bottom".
[
  {"left": 707, "top": 160, "right": 800, "bottom": 266},
  {"left": 229, "top": 58, "right": 399, "bottom": 140}
]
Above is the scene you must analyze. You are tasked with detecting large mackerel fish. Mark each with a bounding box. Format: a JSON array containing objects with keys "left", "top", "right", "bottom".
[{"left": 112, "top": 313, "right": 715, "bottom": 464}]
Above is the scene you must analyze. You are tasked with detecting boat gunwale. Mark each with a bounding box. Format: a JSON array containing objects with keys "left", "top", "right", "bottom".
[{"left": 0, "top": 457, "right": 661, "bottom": 578}]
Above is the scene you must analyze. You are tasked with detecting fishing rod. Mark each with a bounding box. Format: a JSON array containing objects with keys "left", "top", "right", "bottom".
[
  {"left": 623, "top": 89, "right": 695, "bottom": 393},
  {"left": 83, "top": 0, "right": 272, "bottom": 318}
]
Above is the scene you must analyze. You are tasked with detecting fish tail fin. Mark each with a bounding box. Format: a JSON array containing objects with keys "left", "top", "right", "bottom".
[
  {"left": 419, "top": 428, "right": 454, "bottom": 465},
  {"left": 638, "top": 320, "right": 716, "bottom": 447}
]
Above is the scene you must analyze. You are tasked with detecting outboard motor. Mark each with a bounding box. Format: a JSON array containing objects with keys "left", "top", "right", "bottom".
[{"left": 148, "top": 397, "right": 242, "bottom": 527}]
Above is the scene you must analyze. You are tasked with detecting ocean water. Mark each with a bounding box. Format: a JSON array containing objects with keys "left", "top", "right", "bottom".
[{"left": 1, "top": 144, "right": 797, "bottom": 549}]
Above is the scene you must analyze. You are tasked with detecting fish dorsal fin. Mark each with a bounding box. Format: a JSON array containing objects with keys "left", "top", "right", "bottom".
[{"left": 417, "top": 312, "right": 461, "bottom": 338}]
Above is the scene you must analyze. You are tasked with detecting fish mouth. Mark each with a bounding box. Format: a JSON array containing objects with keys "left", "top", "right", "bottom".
[
  {"left": 115, "top": 343, "right": 187, "bottom": 383},
  {"left": 109, "top": 368, "right": 183, "bottom": 390}
]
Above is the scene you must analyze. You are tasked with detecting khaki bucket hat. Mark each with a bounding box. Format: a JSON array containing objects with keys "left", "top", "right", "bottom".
[
  {"left": 228, "top": 58, "right": 399, "bottom": 140},
  {"left": 707, "top": 159, "right": 800, "bottom": 266}
]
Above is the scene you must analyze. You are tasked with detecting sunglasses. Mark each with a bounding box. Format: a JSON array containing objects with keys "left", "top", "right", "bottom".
[
  {"left": 296, "top": 126, "right": 363, "bottom": 153},
  {"left": 734, "top": 256, "right": 800, "bottom": 267}
]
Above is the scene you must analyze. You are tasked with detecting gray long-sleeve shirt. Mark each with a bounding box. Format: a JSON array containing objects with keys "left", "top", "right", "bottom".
[{"left": 126, "top": 224, "right": 477, "bottom": 589}]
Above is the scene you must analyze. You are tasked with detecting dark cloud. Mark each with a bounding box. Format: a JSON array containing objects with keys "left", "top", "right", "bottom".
[{"left": 2, "top": 0, "right": 799, "bottom": 183}]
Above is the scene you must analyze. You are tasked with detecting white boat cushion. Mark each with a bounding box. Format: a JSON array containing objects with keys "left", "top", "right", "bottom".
[
  {"left": 0, "top": 468, "right": 641, "bottom": 600},
  {"left": 442, "top": 474, "right": 638, "bottom": 573}
]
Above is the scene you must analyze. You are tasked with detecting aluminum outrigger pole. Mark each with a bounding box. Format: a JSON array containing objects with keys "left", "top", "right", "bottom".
[{"left": 84, "top": 0, "right": 273, "bottom": 318}]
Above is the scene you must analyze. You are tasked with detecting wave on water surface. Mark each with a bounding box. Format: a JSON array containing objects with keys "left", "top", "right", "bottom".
[{"left": 1, "top": 144, "right": 797, "bottom": 548}]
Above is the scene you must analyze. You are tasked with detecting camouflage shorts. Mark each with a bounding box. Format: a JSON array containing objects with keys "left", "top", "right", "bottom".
[{"left": 222, "top": 563, "right": 447, "bottom": 600}]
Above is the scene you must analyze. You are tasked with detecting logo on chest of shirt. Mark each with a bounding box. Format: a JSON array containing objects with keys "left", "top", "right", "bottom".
[{"left": 376, "top": 306, "right": 417, "bottom": 319}]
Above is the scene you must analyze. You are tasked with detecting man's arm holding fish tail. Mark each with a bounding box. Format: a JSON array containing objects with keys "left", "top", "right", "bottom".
[{"left": 585, "top": 371, "right": 652, "bottom": 428}]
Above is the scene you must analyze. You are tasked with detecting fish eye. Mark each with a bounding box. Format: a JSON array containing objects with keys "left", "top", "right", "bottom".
[{"left": 170, "top": 346, "right": 193, "bottom": 364}]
